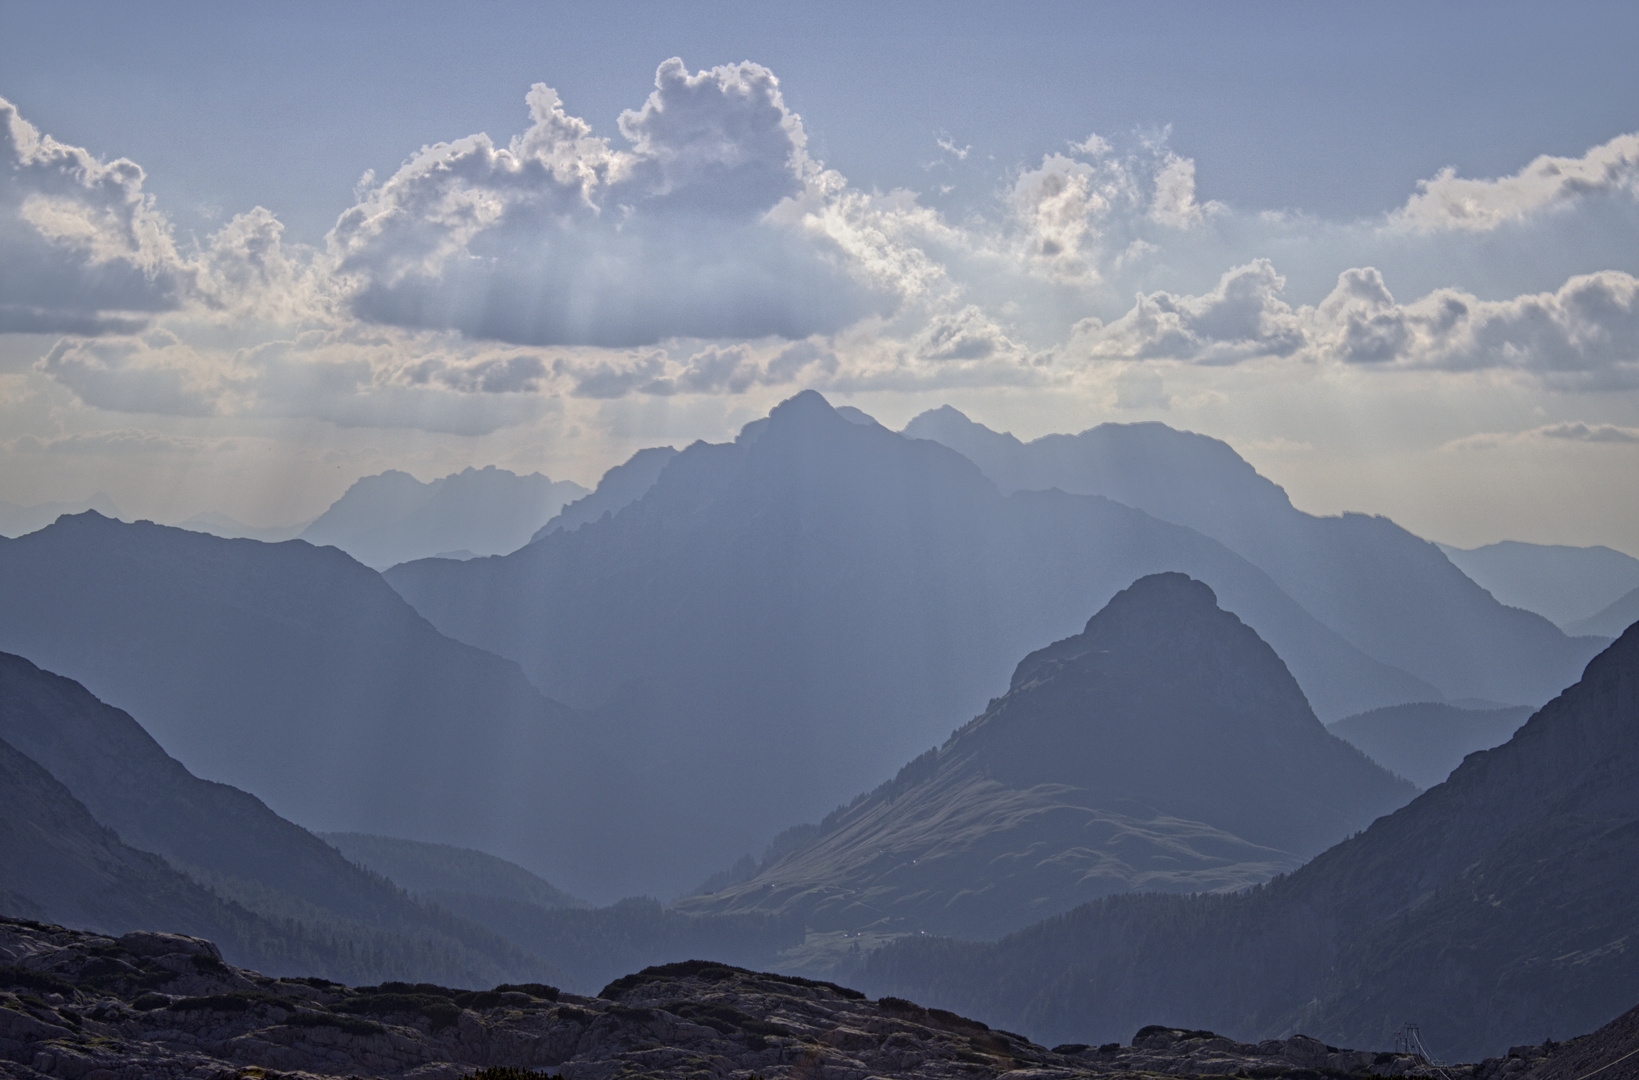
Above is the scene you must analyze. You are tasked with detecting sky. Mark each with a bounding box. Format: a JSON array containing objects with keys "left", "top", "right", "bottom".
[{"left": 1, "top": 0, "right": 1638, "bottom": 552}]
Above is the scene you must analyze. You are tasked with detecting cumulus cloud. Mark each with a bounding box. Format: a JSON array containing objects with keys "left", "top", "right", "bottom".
[
  {"left": 0, "top": 96, "right": 320, "bottom": 335},
  {"left": 1007, "top": 131, "right": 1215, "bottom": 282},
  {"left": 1065, "top": 258, "right": 1639, "bottom": 391},
  {"left": 0, "top": 96, "right": 189, "bottom": 333},
  {"left": 36, "top": 324, "right": 553, "bottom": 434},
  {"left": 1392, "top": 132, "right": 1639, "bottom": 233},
  {"left": 331, "top": 58, "right": 884, "bottom": 348},
  {"left": 1067, "top": 259, "right": 1305, "bottom": 364},
  {"left": 1312, "top": 269, "right": 1639, "bottom": 389}
]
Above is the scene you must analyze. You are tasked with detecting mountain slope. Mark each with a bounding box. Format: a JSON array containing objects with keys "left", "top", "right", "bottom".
[
  {"left": 903, "top": 407, "right": 1605, "bottom": 706},
  {"left": 0, "top": 732, "right": 251, "bottom": 942},
  {"left": 0, "top": 512, "right": 632, "bottom": 900},
  {"left": 862, "top": 622, "right": 1639, "bottom": 1059},
  {"left": 678, "top": 574, "right": 1414, "bottom": 940},
  {"left": 528, "top": 446, "right": 678, "bottom": 542},
  {"left": 387, "top": 392, "right": 1432, "bottom": 893},
  {"left": 301, "top": 465, "right": 587, "bottom": 568},
  {"left": 0, "top": 651, "right": 562, "bottom": 988},
  {"left": 1567, "top": 586, "right": 1639, "bottom": 639},
  {"left": 1439, "top": 540, "right": 1639, "bottom": 627},
  {"left": 322, "top": 832, "right": 585, "bottom": 910},
  {"left": 1326, "top": 701, "right": 1534, "bottom": 789},
  {"left": 0, "top": 493, "right": 118, "bottom": 537}
]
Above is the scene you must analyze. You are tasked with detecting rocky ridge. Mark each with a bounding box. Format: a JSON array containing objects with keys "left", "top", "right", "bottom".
[{"left": 2, "top": 916, "right": 1602, "bottom": 1080}]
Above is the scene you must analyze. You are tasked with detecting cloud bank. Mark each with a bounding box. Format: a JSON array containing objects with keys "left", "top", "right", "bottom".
[{"left": 2, "top": 62, "right": 1638, "bottom": 438}]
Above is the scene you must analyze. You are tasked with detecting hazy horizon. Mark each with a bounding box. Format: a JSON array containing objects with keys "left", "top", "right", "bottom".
[{"left": 1, "top": 1, "right": 1637, "bottom": 553}]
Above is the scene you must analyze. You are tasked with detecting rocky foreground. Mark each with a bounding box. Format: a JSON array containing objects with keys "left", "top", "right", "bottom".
[{"left": 0, "top": 917, "right": 1624, "bottom": 1080}]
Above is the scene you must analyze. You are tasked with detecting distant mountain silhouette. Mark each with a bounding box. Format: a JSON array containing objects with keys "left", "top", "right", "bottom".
[
  {"left": 0, "top": 512, "right": 638, "bottom": 900},
  {"left": 1439, "top": 540, "right": 1639, "bottom": 628},
  {"left": 388, "top": 393, "right": 1432, "bottom": 894},
  {"left": 322, "top": 832, "right": 586, "bottom": 910},
  {"left": 1326, "top": 701, "right": 1533, "bottom": 789},
  {"left": 1567, "top": 587, "right": 1639, "bottom": 639},
  {"left": 0, "top": 731, "right": 259, "bottom": 944},
  {"left": 678, "top": 575, "right": 1414, "bottom": 940},
  {"left": 863, "top": 622, "right": 1639, "bottom": 1060},
  {"left": 174, "top": 510, "right": 308, "bottom": 542},
  {"left": 903, "top": 407, "right": 1605, "bottom": 706},
  {"left": 0, "top": 493, "right": 118, "bottom": 537},
  {"left": 321, "top": 833, "right": 801, "bottom": 993},
  {"left": 0, "top": 651, "right": 553, "bottom": 986},
  {"left": 528, "top": 446, "right": 678, "bottom": 542},
  {"left": 301, "top": 465, "right": 587, "bottom": 568}
]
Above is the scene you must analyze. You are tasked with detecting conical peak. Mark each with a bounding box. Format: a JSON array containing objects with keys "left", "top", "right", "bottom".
[
  {"left": 1007, "top": 572, "right": 1278, "bottom": 696},
  {"left": 767, "top": 389, "right": 837, "bottom": 423},
  {"left": 1089, "top": 572, "right": 1219, "bottom": 630}
]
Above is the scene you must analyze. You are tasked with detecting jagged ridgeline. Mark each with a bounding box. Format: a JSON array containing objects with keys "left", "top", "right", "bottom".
[
  {"left": 678, "top": 574, "right": 1414, "bottom": 942},
  {"left": 860, "top": 620, "right": 1639, "bottom": 1060}
]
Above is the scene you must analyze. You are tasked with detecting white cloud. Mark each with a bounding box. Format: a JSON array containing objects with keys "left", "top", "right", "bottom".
[
  {"left": 1312, "top": 269, "right": 1639, "bottom": 389},
  {"left": 1064, "top": 260, "right": 1639, "bottom": 392},
  {"left": 1067, "top": 259, "right": 1305, "bottom": 364},
  {"left": 1392, "top": 132, "right": 1639, "bottom": 233},
  {"left": 330, "top": 59, "right": 886, "bottom": 348},
  {"left": 0, "top": 96, "right": 189, "bottom": 333},
  {"left": 1005, "top": 131, "right": 1216, "bottom": 283}
]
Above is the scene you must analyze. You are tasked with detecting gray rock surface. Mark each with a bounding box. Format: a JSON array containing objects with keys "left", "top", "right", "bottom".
[{"left": 0, "top": 917, "right": 1488, "bottom": 1080}]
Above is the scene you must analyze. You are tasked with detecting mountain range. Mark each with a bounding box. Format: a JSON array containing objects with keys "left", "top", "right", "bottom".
[
  {"left": 1439, "top": 539, "right": 1639, "bottom": 629},
  {"left": 678, "top": 574, "right": 1414, "bottom": 941},
  {"left": 0, "top": 650, "right": 552, "bottom": 986},
  {"left": 300, "top": 465, "right": 588, "bottom": 568},
  {"left": 861, "top": 619, "right": 1639, "bottom": 1060},
  {"left": 903, "top": 407, "right": 1607, "bottom": 706},
  {"left": 0, "top": 511, "right": 641, "bottom": 899},
  {"left": 1567, "top": 587, "right": 1639, "bottom": 639},
  {"left": 387, "top": 392, "right": 1436, "bottom": 891},
  {"left": 1326, "top": 701, "right": 1535, "bottom": 789},
  {"left": 0, "top": 493, "right": 119, "bottom": 538}
]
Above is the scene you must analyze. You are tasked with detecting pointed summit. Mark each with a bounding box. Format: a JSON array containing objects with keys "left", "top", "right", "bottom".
[{"left": 678, "top": 574, "right": 1413, "bottom": 939}]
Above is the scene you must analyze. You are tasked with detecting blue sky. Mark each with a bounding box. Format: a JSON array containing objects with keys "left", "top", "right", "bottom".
[{"left": 2, "top": 0, "right": 1638, "bottom": 551}]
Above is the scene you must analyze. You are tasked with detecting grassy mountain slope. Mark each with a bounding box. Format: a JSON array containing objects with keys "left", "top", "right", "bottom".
[
  {"left": 679, "top": 574, "right": 1413, "bottom": 940},
  {"left": 861, "top": 623, "right": 1639, "bottom": 1060}
]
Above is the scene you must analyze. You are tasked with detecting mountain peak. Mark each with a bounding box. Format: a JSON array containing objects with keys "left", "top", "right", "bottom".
[
  {"left": 768, "top": 388, "right": 839, "bottom": 423},
  {"left": 1008, "top": 572, "right": 1238, "bottom": 694}
]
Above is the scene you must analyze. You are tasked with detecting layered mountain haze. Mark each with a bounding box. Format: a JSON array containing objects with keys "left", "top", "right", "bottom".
[
  {"left": 387, "top": 392, "right": 1433, "bottom": 892},
  {"left": 863, "top": 621, "right": 1639, "bottom": 1059},
  {"left": 528, "top": 446, "right": 679, "bottom": 542},
  {"left": 1326, "top": 701, "right": 1535, "bottom": 789},
  {"left": 0, "top": 511, "right": 638, "bottom": 899},
  {"left": 679, "top": 574, "right": 1415, "bottom": 941},
  {"left": 1439, "top": 540, "right": 1639, "bottom": 629},
  {"left": 0, "top": 494, "right": 119, "bottom": 538},
  {"left": 0, "top": 652, "right": 557, "bottom": 986},
  {"left": 1567, "top": 588, "right": 1639, "bottom": 639},
  {"left": 301, "top": 466, "right": 588, "bottom": 569},
  {"left": 904, "top": 407, "right": 1608, "bottom": 707}
]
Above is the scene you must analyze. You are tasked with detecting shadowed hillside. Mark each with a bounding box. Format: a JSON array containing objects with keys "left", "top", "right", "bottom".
[
  {"left": 301, "top": 466, "right": 587, "bottom": 568},
  {"left": 0, "top": 513, "right": 637, "bottom": 900},
  {"left": 387, "top": 392, "right": 1432, "bottom": 893},
  {"left": 903, "top": 407, "right": 1606, "bottom": 707},
  {"left": 862, "top": 622, "right": 1639, "bottom": 1060},
  {"left": 680, "top": 574, "right": 1413, "bottom": 941}
]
